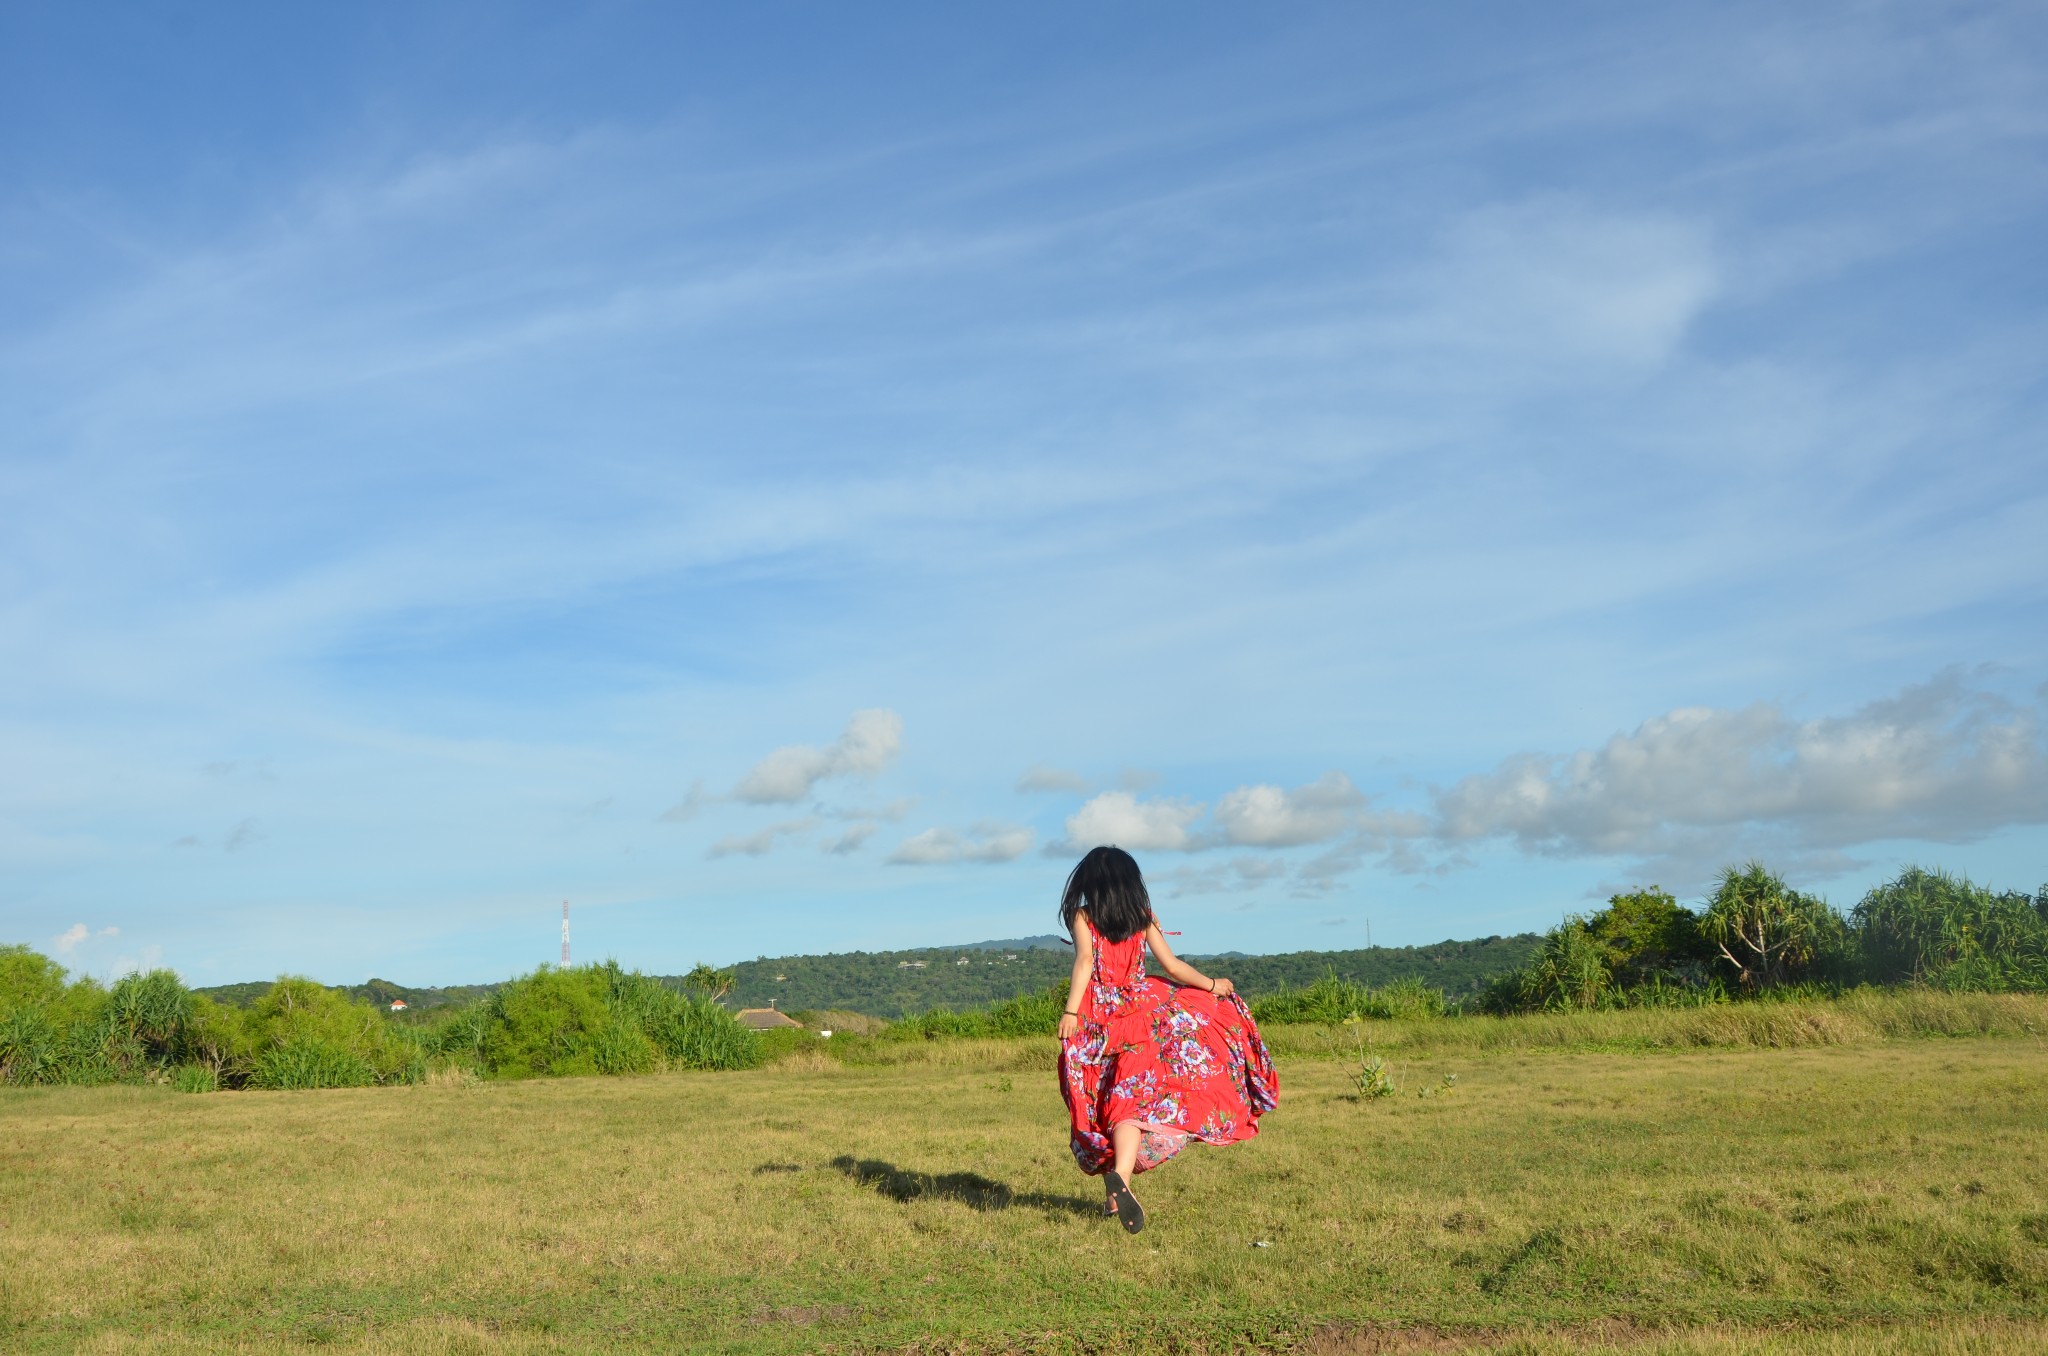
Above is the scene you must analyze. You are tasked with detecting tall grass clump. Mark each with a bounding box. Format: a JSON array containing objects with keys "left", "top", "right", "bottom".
[
  {"left": 884, "top": 983, "right": 1067, "bottom": 1041},
  {"left": 1251, "top": 972, "right": 1446, "bottom": 1024}
]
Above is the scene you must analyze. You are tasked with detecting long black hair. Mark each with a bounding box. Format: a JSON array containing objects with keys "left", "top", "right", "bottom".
[{"left": 1059, "top": 845, "right": 1155, "bottom": 944}]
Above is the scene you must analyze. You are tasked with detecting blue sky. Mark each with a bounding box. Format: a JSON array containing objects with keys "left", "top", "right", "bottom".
[{"left": 3, "top": 2, "right": 2045, "bottom": 985}]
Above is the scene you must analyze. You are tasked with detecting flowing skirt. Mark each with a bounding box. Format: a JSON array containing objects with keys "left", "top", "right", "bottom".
[{"left": 1058, "top": 977, "right": 1279, "bottom": 1175}]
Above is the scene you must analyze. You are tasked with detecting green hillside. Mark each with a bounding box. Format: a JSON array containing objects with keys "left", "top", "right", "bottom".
[
  {"left": 194, "top": 932, "right": 1542, "bottom": 1020},
  {"left": 720, "top": 932, "right": 1542, "bottom": 1018}
]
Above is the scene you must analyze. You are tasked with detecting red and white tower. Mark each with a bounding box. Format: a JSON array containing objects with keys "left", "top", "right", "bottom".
[{"left": 560, "top": 900, "right": 571, "bottom": 966}]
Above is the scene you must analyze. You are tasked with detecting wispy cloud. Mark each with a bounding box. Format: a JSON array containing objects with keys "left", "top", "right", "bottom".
[
  {"left": 708, "top": 819, "right": 820, "bottom": 859},
  {"left": 658, "top": 780, "right": 711, "bottom": 823},
  {"left": 889, "top": 824, "right": 1035, "bottom": 865},
  {"left": 1015, "top": 764, "right": 1089, "bottom": 793}
]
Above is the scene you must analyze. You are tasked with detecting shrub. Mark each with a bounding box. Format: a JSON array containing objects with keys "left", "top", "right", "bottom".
[
  {"left": 1481, "top": 919, "right": 1613, "bottom": 1013},
  {"left": 236, "top": 977, "right": 423, "bottom": 1088},
  {"left": 475, "top": 962, "right": 760, "bottom": 1078},
  {"left": 1588, "top": 888, "right": 1710, "bottom": 985}
]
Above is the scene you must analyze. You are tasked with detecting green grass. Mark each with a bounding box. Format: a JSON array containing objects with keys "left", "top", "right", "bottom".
[{"left": 1, "top": 1005, "right": 2045, "bottom": 1353}]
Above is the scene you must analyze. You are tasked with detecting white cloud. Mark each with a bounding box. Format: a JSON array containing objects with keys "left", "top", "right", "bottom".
[
  {"left": 1063, "top": 791, "right": 1205, "bottom": 852},
  {"left": 888, "top": 823, "right": 1034, "bottom": 865},
  {"left": 1213, "top": 771, "right": 1367, "bottom": 846},
  {"left": 53, "top": 923, "right": 121, "bottom": 955},
  {"left": 1016, "top": 764, "right": 1090, "bottom": 793},
  {"left": 1430, "top": 671, "right": 2048, "bottom": 884},
  {"left": 707, "top": 818, "right": 818, "bottom": 858},
  {"left": 733, "top": 709, "right": 903, "bottom": 804}
]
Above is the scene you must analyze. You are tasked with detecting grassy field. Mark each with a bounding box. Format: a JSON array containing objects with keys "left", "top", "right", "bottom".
[{"left": 3, "top": 1003, "right": 2046, "bottom": 1353}]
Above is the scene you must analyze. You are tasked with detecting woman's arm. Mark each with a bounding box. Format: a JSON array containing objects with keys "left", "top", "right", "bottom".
[
  {"left": 1145, "top": 923, "right": 1234, "bottom": 998},
  {"left": 1057, "top": 917, "right": 1093, "bottom": 1040}
]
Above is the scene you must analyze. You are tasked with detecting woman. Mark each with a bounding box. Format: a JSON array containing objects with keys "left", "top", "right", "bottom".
[{"left": 1055, "top": 845, "right": 1279, "bottom": 1233}]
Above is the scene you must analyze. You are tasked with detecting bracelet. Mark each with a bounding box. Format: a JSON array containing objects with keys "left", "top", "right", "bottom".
[
  {"left": 1208, "top": 979, "right": 1217, "bottom": 993},
  {"left": 1063, "top": 1008, "right": 1080, "bottom": 1016}
]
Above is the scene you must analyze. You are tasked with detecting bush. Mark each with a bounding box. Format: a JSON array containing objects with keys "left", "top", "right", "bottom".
[
  {"left": 235, "top": 977, "right": 423, "bottom": 1088},
  {"left": 472, "top": 962, "right": 760, "bottom": 1078},
  {"left": 1701, "top": 862, "right": 1853, "bottom": 990},
  {"left": 0, "top": 950, "right": 194, "bottom": 1085}
]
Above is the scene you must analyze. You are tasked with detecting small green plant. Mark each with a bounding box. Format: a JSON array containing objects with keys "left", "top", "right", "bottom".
[
  {"left": 171, "top": 1063, "right": 218, "bottom": 1093},
  {"left": 1417, "top": 1072, "right": 1458, "bottom": 1099},
  {"left": 1343, "top": 1015, "right": 1395, "bottom": 1099}
]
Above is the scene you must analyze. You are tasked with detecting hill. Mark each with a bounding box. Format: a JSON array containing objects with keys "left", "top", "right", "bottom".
[
  {"left": 194, "top": 932, "right": 1543, "bottom": 1019},
  {"left": 719, "top": 932, "right": 1541, "bottom": 1018}
]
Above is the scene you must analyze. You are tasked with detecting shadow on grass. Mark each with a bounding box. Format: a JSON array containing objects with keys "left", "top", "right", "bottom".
[{"left": 830, "top": 1156, "right": 1101, "bottom": 1217}]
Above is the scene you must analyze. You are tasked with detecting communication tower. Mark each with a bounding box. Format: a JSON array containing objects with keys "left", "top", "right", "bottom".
[{"left": 561, "top": 900, "right": 571, "bottom": 966}]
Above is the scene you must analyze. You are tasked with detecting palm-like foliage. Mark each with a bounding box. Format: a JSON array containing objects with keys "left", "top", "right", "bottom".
[
  {"left": 1700, "top": 862, "right": 1847, "bottom": 990},
  {"left": 1854, "top": 866, "right": 2048, "bottom": 991}
]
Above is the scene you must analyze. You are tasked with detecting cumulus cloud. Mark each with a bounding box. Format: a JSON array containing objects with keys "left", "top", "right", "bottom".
[
  {"left": 1063, "top": 791, "right": 1205, "bottom": 852},
  {"left": 734, "top": 709, "right": 903, "bottom": 804},
  {"left": 1016, "top": 764, "right": 1090, "bottom": 793},
  {"left": 1430, "top": 670, "right": 2048, "bottom": 884},
  {"left": 888, "top": 823, "right": 1035, "bottom": 865},
  {"left": 708, "top": 818, "right": 818, "bottom": 858},
  {"left": 1214, "top": 772, "right": 1368, "bottom": 846}
]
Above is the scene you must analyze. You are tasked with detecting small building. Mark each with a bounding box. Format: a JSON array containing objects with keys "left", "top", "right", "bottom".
[
  {"left": 735, "top": 1007, "right": 802, "bottom": 1031},
  {"left": 389, "top": 999, "right": 407, "bottom": 1011}
]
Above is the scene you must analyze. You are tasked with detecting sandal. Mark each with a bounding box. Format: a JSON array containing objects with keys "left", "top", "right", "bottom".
[{"left": 1103, "top": 1170, "right": 1146, "bottom": 1234}]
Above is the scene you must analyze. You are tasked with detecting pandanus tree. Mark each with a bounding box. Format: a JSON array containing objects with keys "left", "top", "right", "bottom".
[
  {"left": 1854, "top": 866, "right": 2048, "bottom": 991},
  {"left": 682, "top": 963, "right": 737, "bottom": 1001},
  {"left": 1700, "top": 861, "right": 1845, "bottom": 990}
]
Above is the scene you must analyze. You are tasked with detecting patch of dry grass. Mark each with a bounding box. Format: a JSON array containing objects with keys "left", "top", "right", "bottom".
[{"left": 2, "top": 1036, "right": 2044, "bottom": 1353}]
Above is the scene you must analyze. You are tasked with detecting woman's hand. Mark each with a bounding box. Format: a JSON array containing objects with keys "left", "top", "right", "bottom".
[
  {"left": 1209, "top": 977, "right": 1235, "bottom": 999},
  {"left": 1058, "top": 1012, "right": 1081, "bottom": 1040}
]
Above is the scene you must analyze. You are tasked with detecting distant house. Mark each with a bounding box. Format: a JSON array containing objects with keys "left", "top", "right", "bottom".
[
  {"left": 896, "top": 960, "right": 928, "bottom": 969},
  {"left": 956, "top": 956, "right": 971, "bottom": 966},
  {"left": 389, "top": 999, "right": 407, "bottom": 1011},
  {"left": 736, "top": 1007, "right": 802, "bottom": 1030}
]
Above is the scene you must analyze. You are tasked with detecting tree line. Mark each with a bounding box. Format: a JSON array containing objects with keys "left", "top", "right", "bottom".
[
  {"left": 0, "top": 953, "right": 758, "bottom": 1090},
  {"left": 1479, "top": 863, "right": 2048, "bottom": 1013}
]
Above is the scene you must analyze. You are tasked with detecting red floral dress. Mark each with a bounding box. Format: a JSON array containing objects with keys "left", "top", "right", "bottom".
[{"left": 1058, "top": 916, "right": 1279, "bottom": 1175}]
